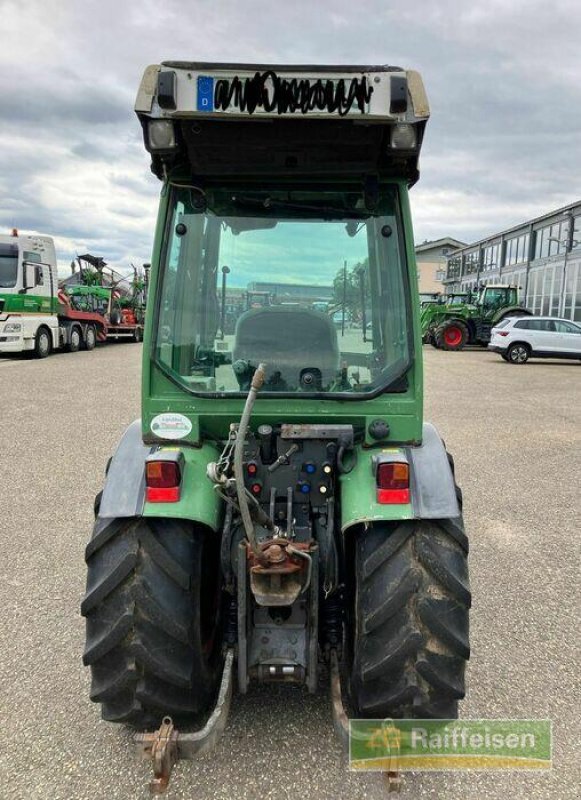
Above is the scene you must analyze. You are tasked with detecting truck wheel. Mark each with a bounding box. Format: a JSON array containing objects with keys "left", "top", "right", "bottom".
[
  {"left": 34, "top": 327, "right": 52, "bottom": 358},
  {"left": 84, "top": 325, "right": 96, "bottom": 351},
  {"left": 434, "top": 320, "right": 468, "bottom": 351},
  {"left": 133, "top": 327, "right": 142, "bottom": 343},
  {"left": 349, "top": 517, "right": 470, "bottom": 719},
  {"left": 82, "top": 518, "right": 223, "bottom": 727},
  {"left": 66, "top": 326, "right": 82, "bottom": 353}
]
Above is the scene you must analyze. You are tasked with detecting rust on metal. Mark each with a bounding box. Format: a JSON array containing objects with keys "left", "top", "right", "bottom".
[{"left": 136, "top": 716, "right": 179, "bottom": 795}]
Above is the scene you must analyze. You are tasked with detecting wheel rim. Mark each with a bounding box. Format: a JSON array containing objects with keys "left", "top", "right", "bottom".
[
  {"left": 87, "top": 328, "right": 95, "bottom": 346},
  {"left": 72, "top": 330, "right": 80, "bottom": 347},
  {"left": 39, "top": 332, "right": 50, "bottom": 354},
  {"left": 510, "top": 346, "right": 527, "bottom": 363},
  {"left": 444, "top": 326, "right": 463, "bottom": 347}
]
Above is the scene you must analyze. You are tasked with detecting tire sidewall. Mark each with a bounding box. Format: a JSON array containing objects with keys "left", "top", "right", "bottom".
[
  {"left": 35, "top": 327, "right": 51, "bottom": 358},
  {"left": 507, "top": 343, "right": 529, "bottom": 364},
  {"left": 69, "top": 326, "right": 81, "bottom": 352},
  {"left": 85, "top": 325, "right": 96, "bottom": 350}
]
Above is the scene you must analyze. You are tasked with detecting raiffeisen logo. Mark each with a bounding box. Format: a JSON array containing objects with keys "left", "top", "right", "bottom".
[
  {"left": 349, "top": 719, "right": 553, "bottom": 771},
  {"left": 197, "top": 72, "right": 374, "bottom": 116}
]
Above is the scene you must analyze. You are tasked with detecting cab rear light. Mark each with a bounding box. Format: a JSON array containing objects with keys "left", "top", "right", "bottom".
[
  {"left": 146, "top": 460, "right": 181, "bottom": 503},
  {"left": 376, "top": 462, "right": 410, "bottom": 504}
]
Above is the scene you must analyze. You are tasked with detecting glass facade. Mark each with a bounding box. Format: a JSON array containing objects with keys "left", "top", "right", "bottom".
[{"left": 445, "top": 204, "right": 581, "bottom": 323}]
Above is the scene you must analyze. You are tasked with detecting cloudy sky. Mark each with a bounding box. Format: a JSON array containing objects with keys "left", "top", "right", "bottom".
[{"left": 2, "top": 0, "right": 580, "bottom": 275}]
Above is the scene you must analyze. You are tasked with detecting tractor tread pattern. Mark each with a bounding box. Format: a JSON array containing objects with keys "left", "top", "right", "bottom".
[
  {"left": 350, "top": 462, "right": 470, "bottom": 719},
  {"left": 82, "top": 517, "right": 220, "bottom": 728},
  {"left": 434, "top": 319, "right": 469, "bottom": 351}
]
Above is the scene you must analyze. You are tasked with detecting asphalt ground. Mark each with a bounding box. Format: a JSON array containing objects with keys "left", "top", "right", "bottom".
[{"left": 0, "top": 343, "right": 579, "bottom": 799}]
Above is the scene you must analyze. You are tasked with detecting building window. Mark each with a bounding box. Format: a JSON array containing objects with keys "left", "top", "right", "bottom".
[{"left": 435, "top": 269, "right": 445, "bottom": 281}]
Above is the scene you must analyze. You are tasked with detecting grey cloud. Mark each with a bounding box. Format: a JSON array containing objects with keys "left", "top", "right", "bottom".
[{"left": 1, "top": 0, "right": 579, "bottom": 257}]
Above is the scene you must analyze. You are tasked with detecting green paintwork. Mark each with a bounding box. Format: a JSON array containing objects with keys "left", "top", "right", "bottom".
[
  {"left": 141, "top": 179, "right": 424, "bottom": 454},
  {"left": 0, "top": 291, "right": 58, "bottom": 315},
  {"left": 339, "top": 444, "right": 413, "bottom": 531},
  {"left": 142, "top": 441, "right": 223, "bottom": 529},
  {"left": 64, "top": 285, "right": 111, "bottom": 299}
]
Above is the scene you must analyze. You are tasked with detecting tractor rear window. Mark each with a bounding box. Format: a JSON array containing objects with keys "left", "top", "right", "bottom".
[
  {"left": 154, "top": 184, "right": 412, "bottom": 398},
  {"left": 0, "top": 243, "right": 18, "bottom": 288}
]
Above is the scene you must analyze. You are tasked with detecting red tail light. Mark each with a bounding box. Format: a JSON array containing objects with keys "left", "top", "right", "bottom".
[
  {"left": 498, "top": 331, "right": 509, "bottom": 337},
  {"left": 146, "top": 460, "right": 181, "bottom": 503},
  {"left": 376, "top": 462, "right": 410, "bottom": 504}
]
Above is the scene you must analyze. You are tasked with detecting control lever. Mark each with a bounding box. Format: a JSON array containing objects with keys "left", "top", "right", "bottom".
[
  {"left": 257, "top": 424, "right": 274, "bottom": 463},
  {"left": 267, "top": 444, "right": 299, "bottom": 473}
]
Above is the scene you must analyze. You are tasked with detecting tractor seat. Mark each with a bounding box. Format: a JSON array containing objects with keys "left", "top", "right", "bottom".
[{"left": 233, "top": 307, "right": 340, "bottom": 390}]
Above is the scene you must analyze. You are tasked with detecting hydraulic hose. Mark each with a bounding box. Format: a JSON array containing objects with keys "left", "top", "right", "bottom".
[{"left": 234, "top": 363, "right": 266, "bottom": 557}]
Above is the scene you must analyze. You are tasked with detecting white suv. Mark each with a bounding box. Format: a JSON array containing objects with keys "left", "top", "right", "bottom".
[{"left": 489, "top": 316, "right": 581, "bottom": 364}]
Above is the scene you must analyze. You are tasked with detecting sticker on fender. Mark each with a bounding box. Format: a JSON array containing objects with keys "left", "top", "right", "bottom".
[{"left": 150, "top": 413, "right": 192, "bottom": 440}]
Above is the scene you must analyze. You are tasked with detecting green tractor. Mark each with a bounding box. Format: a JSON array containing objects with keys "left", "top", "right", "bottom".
[
  {"left": 81, "top": 62, "right": 470, "bottom": 790},
  {"left": 422, "top": 284, "right": 532, "bottom": 350}
]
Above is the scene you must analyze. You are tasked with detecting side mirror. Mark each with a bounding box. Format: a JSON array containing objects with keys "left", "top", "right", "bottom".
[{"left": 23, "top": 261, "right": 38, "bottom": 291}]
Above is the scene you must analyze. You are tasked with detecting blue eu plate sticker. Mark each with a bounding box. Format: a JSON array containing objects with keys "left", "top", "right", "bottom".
[{"left": 197, "top": 76, "right": 214, "bottom": 111}]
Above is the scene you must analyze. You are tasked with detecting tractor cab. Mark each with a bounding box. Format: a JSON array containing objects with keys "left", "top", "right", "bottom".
[
  {"left": 135, "top": 62, "right": 430, "bottom": 423},
  {"left": 476, "top": 284, "right": 519, "bottom": 311},
  {"left": 444, "top": 291, "right": 470, "bottom": 306}
]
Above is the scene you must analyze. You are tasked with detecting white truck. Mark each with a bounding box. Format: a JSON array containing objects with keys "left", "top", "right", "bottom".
[{"left": 0, "top": 231, "right": 142, "bottom": 357}]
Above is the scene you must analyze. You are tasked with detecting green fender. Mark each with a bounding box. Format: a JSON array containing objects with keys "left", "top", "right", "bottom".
[{"left": 491, "top": 305, "right": 532, "bottom": 325}]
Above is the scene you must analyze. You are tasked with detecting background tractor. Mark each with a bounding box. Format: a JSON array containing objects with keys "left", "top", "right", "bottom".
[
  {"left": 81, "top": 62, "right": 470, "bottom": 791},
  {"left": 422, "top": 284, "right": 532, "bottom": 350}
]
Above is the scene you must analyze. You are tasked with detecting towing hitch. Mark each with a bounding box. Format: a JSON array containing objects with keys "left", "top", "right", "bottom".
[
  {"left": 135, "top": 648, "right": 235, "bottom": 794},
  {"left": 135, "top": 646, "right": 400, "bottom": 795}
]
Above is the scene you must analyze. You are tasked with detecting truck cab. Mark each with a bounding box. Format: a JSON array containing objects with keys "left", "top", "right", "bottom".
[{"left": 0, "top": 232, "right": 59, "bottom": 354}]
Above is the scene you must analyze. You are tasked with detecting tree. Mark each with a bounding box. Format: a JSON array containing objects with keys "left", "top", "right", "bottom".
[{"left": 332, "top": 259, "right": 370, "bottom": 320}]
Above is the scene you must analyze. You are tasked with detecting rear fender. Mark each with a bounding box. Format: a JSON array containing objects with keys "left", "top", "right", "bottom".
[
  {"left": 97, "top": 419, "right": 222, "bottom": 530},
  {"left": 492, "top": 306, "right": 532, "bottom": 325},
  {"left": 340, "top": 423, "right": 459, "bottom": 532}
]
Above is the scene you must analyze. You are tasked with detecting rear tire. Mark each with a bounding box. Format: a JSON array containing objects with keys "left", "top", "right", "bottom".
[
  {"left": 507, "top": 343, "right": 529, "bottom": 364},
  {"left": 348, "top": 515, "right": 470, "bottom": 719},
  {"left": 434, "top": 320, "right": 468, "bottom": 351},
  {"left": 82, "top": 518, "right": 223, "bottom": 727},
  {"left": 84, "top": 325, "right": 96, "bottom": 351},
  {"left": 66, "top": 326, "right": 81, "bottom": 353}
]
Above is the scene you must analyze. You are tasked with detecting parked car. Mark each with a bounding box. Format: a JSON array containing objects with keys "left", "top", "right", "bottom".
[{"left": 489, "top": 316, "right": 581, "bottom": 364}]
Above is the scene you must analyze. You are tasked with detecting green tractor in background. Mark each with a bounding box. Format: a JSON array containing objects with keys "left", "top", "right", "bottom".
[{"left": 422, "top": 284, "right": 532, "bottom": 351}]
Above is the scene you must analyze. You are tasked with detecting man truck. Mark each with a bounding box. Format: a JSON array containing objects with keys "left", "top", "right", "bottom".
[{"left": 0, "top": 231, "right": 143, "bottom": 356}]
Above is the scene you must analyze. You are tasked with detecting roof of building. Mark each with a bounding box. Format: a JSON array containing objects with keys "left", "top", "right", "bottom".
[
  {"left": 415, "top": 237, "right": 467, "bottom": 254},
  {"left": 448, "top": 199, "right": 581, "bottom": 254}
]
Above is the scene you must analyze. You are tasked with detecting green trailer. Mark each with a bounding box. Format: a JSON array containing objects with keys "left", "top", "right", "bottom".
[{"left": 81, "top": 62, "right": 470, "bottom": 792}]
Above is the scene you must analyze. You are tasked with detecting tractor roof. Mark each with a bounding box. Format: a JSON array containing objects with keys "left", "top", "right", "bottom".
[{"left": 135, "top": 62, "right": 430, "bottom": 183}]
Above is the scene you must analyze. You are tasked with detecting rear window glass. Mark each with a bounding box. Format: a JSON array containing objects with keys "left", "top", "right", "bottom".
[{"left": 495, "top": 319, "right": 511, "bottom": 329}]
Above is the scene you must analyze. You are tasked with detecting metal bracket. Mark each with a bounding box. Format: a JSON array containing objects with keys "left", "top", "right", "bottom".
[
  {"left": 135, "top": 648, "right": 235, "bottom": 794},
  {"left": 329, "top": 649, "right": 401, "bottom": 793}
]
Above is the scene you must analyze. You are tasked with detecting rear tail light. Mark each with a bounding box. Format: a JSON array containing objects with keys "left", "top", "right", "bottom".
[
  {"left": 376, "top": 462, "right": 410, "bottom": 504},
  {"left": 145, "top": 460, "right": 181, "bottom": 503},
  {"left": 498, "top": 331, "right": 509, "bottom": 337}
]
